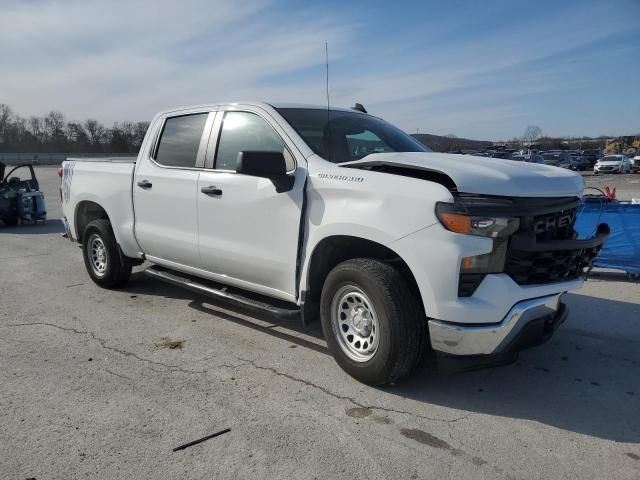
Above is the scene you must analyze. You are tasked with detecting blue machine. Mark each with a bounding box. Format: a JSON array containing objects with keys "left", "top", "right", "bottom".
[
  {"left": 575, "top": 199, "right": 640, "bottom": 278},
  {"left": 0, "top": 163, "right": 47, "bottom": 226}
]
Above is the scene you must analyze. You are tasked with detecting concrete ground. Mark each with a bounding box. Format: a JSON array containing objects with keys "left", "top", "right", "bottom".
[{"left": 1, "top": 166, "right": 639, "bottom": 480}]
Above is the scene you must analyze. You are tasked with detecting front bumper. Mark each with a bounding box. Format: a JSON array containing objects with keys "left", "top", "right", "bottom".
[
  {"left": 594, "top": 165, "right": 620, "bottom": 173},
  {"left": 428, "top": 293, "right": 565, "bottom": 356}
]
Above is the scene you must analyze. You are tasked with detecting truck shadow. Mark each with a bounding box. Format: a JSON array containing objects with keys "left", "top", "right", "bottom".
[
  {"left": 0, "top": 219, "right": 65, "bottom": 234},
  {"left": 126, "top": 273, "right": 639, "bottom": 443},
  {"left": 394, "top": 292, "right": 640, "bottom": 443},
  {"left": 126, "top": 272, "right": 328, "bottom": 355}
]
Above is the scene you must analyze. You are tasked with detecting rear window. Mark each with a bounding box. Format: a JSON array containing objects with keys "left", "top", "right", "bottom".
[{"left": 155, "top": 114, "right": 208, "bottom": 168}]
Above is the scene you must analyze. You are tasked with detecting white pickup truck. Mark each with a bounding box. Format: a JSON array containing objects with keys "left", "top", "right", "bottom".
[{"left": 60, "top": 102, "right": 608, "bottom": 384}]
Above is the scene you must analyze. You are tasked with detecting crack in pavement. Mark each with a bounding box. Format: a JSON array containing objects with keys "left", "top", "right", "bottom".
[
  {"left": 0, "top": 252, "right": 51, "bottom": 260},
  {"left": 6, "top": 322, "right": 207, "bottom": 374},
  {"left": 7, "top": 323, "right": 471, "bottom": 424},
  {"left": 104, "top": 368, "right": 135, "bottom": 381},
  {"left": 237, "top": 357, "right": 471, "bottom": 425}
]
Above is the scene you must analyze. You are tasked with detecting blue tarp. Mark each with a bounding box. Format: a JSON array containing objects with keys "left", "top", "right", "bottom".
[{"left": 575, "top": 201, "right": 640, "bottom": 274}]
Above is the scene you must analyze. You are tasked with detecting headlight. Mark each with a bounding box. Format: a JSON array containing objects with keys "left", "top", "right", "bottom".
[
  {"left": 436, "top": 200, "right": 520, "bottom": 277},
  {"left": 435, "top": 203, "right": 519, "bottom": 238}
]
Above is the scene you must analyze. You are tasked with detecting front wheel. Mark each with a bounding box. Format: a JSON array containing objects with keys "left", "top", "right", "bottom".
[
  {"left": 82, "top": 219, "right": 132, "bottom": 288},
  {"left": 320, "top": 258, "right": 426, "bottom": 385}
]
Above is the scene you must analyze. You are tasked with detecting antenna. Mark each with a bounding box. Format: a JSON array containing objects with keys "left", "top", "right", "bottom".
[
  {"left": 325, "top": 42, "right": 330, "bottom": 113},
  {"left": 325, "top": 41, "right": 331, "bottom": 162}
]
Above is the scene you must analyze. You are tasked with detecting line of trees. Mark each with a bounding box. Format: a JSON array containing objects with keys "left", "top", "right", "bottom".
[{"left": 0, "top": 104, "right": 149, "bottom": 153}]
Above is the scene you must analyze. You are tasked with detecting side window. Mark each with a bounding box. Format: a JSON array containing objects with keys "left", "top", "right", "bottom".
[
  {"left": 215, "top": 111, "right": 293, "bottom": 171},
  {"left": 155, "top": 113, "right": 208, "bottom": 168}
]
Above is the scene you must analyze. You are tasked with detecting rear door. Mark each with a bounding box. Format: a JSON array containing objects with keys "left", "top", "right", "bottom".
[
  {"left": 196, "top": 107, "right": 305, "bottom": 301},
  {"left": 134, "top": 111, "right": 215, "bottom": 267}
]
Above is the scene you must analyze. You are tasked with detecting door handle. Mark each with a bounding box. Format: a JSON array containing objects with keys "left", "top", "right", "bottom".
[
  {"left": 137, "top": 180, "right": 152, "bottom": 189},
  {"left": 201, "top": 186, "right": 223, "bottom": 196}
]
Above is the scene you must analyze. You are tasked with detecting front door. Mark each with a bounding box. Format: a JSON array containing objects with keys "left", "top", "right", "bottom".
[{"left": 197, "top": 109, "right": 305, "bottom": 301}]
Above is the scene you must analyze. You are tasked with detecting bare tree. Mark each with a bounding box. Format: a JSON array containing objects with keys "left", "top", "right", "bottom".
[
  {"left": 133, "top": 121, "right": 150, "bottom": 148},
  {"left": 84, "top": 119, "right": 105, "bottom": 146},
  {"left": 0, "top": 104, "right": 13, "bottom": 144},
  {"left": 27, "top": 116, "right": 44, "bottom": 143},
  {"left": 67, "top": 122, "right": 89, "bottom": 145},
  {"left": 522, "top": 125, "right": 543, "bottom": 143},
  {"left": 44, "top": 111, "right": 66, "bottom": 144}
]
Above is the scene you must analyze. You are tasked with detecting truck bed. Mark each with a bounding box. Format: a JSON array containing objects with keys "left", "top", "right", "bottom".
[{"left": 61, "top": 159, "right": 140, "bottom": 257}]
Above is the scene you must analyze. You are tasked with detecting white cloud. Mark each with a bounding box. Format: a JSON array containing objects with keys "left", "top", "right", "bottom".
[
  {"left": 0, "top": 0, "right": 351, "bottom": 122},
  {"left": 1, "top": 0, "right": 637, "bottom": 139}
]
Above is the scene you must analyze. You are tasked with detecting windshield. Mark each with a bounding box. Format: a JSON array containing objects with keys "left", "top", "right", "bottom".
[
  {"left": 276, "top": 107, "right": 430, "bottom": 163},
  {"left": 601, "top": 156, "right": 620, "bottom": 162}
]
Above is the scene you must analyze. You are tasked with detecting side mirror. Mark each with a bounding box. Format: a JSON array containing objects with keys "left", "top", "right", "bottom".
[{"left": 236, "top": 151, "right": 294, "bottom": 193}]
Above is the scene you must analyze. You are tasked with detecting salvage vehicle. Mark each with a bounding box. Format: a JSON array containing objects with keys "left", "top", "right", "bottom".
[
  {"left": 60, "top": 102, "right": 608, "bottom": 384},
  {"left": 570, "top": 154, "right": 590, "bottom": 171},
  {"left": 0, "top": 162, "right": 47, "bottom": 226},
  {"left": 593, "top": 155, "right": 632, "bottom": 174},
  {"left": 630, "top": 152, "right": 639, "bottom": 173}
]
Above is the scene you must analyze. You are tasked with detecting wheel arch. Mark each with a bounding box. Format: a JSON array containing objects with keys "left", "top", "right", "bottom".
[
  {"left": 74, "top": 200, "right": 110, "bottom": 243},
  {"left": 304, "top": 235, "right": 425, "bottom": 317}
]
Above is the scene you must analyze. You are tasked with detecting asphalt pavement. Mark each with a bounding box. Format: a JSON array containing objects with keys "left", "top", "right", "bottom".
[{"left": 1, "top": 166, "right": 639, "bottom": 479}]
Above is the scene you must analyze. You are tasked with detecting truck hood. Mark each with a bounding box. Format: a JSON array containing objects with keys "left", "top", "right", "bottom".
[{"left": 340, "top": 152, "right": 584, "bottom": 197}]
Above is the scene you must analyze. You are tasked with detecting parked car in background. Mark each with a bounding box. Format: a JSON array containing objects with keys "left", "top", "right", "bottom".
[
  {"left": 486, "top": 150, "right": 512, "bottom": 160},
  {"left": 558, "top": 158, "right": 573, "bottom": 169},
  {"left": 570, "top": 154, "right": 590, "bottom": 171},
  {"left": 512, "top": 154, "right": 544, "bottom": 164},
  {"left": 542, "top": 151, "right": 574, "bottom": 168},
  {"left": 632, "top": 152, "right": 640, "bottom": 172},
  {"left": 593, "top": 155, "right": 632, "bottom": 174},
  {"left": 581, "top": 148, "right": 602, "bottom": 166}
]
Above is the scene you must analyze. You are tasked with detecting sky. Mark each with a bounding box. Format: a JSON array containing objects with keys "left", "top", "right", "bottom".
[{"left": 1, "top": 0, "right": 639, "bottom": 140}]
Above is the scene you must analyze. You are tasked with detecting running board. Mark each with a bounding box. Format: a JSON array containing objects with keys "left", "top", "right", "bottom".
[{"left": 145, "top": 266, "right": 300, "bottom": 318}]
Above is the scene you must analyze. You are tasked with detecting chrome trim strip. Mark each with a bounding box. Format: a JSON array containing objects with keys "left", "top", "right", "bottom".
[{"left": 428, "top": 293, "right": 562, "bottom": 355}]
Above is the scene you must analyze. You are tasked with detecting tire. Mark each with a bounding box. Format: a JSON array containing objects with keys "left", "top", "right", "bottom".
[
  {"left": 320, "top": 258, "right": 426, "bottom": 385},
  {"left": 627, "top": 272, "right": 640, "bottom": 282},
  {"left": 82, "top": 219, "right": 132, "bottom": 288}
]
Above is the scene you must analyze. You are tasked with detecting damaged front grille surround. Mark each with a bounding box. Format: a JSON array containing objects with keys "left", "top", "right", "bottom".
[{"left": 449, "top": 195, "right": 609, "bottom": 296}]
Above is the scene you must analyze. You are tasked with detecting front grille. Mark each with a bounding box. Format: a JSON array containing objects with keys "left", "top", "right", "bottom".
[
  {"left": 532, "top": 208, "right": 577, "bottom": 242},
  {"left": 504, "top": 206, "right": 598, "bottom": 285},
  {"left": 504, "top": 247, "right": 599, "bottom": 285}
]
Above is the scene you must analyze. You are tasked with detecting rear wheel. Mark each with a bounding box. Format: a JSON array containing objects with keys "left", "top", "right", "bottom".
[
  {"left": 320, "top": 258, "right": 426, "bottom": 385},
  {"left": 82, "top": 219, "right": 131, "bottom": 288}
]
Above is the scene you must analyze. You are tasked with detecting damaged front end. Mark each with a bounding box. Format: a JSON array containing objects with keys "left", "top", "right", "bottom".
[
  {"left": 429, "top": 194, "right": 609, "bottom": 372},
  {"left": 435, "top": 195, "right": 609, "bottom": 296}
]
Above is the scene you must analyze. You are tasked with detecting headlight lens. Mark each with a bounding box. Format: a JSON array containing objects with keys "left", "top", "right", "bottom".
[{"left": 436, "top": 205, "right": 519, "bottom": 238}]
